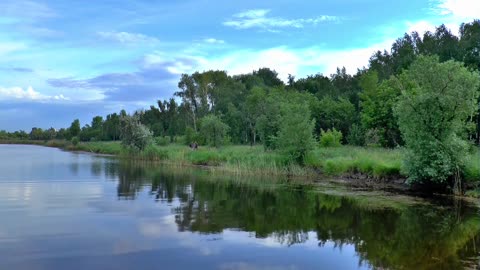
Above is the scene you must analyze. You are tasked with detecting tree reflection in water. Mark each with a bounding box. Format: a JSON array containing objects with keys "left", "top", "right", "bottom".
[{"left": 101, "top": 161, "right": 480, "bottom": 270}]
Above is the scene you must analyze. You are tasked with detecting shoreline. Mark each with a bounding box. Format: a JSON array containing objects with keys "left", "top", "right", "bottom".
[{"left": 1, "top": 140, "right": 478, "bottom": 199}]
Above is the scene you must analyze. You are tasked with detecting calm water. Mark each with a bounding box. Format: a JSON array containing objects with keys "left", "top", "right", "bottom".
[{"left": 0, "top": 145, "right": 479, "bottom": 270}]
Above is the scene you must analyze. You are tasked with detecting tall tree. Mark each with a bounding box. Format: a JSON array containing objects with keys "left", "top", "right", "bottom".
[
  {"left": 394, "top": 56, "right": 480, "bottom": 192},
  {"left": 69, "top": 119, "right": 81, "bottom": 137}
]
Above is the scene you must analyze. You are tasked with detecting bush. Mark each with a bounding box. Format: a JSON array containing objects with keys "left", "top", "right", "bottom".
[
  {"left": 71, "top": 136, "right": 79, "bottom": 146},
  {"left": 276, "top": 103, "right": 316, "bottom": 164},
  {"left": 154, "top": 136, "right": 170, "bottom": 146},
  {"left": 320, "top": 129, "right": 343, "bottom": 147},
  {"left": 364, "top": 128, "right": 381, "bottom": 147},
  {"left": 120, "top": 114, "right": 153, "bottom": 152},
  {"left": 184, "top": 127, "right": 201, "bottom": 146},
  {"left": 347, "top": 124, "right": 365, "bottom": 146},
  {"left": 199, "top": 115, "right": 229, "bottom": 148}
]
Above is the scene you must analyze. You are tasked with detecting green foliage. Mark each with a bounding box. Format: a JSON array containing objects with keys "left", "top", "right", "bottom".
[
  {"left": 347, "top": 124, "right": 365, "bottom": 146},
  {"left": 313, "top": 96, "right": 355, "bottom": 139},
  {"left": 359, "top": 71, "right": 402, "bottom": 147},
  {"left": 275, "top": 102, "right": 316, "bottom": 164},
  {"left": 184, "top": 127, "right": 200, "bottom": 145},
  {"left": 120, "top": 114, "right": 153, "bottom": 152},
  {"left": 187, "top": 150, "right": 226, "bottom": 166},
  {"left": 394, "top": 56, "right": 480, "bottom": 188},
  {"left": 364, "top": 128, "right": 382, "bottom": 147},
  {"left": 199, "top": 114, "right": 230, "bottom": 148},
  {"left": 69, "top": 119, "right": 81, "bottom": 137},
  {"left": 71, "top": 136, "right": 79, "bottom": 146},
  {"left": 320, "top": 129, "right": 343, "bottom": 147},
  {"left": 463, "top": 148, "right": 480, "bottom": 183},
  {"left": 154, "top": 136, "right": 170, "bottom": 146},
  {"left": 304, "top": 146, "right": 403, "bottom": 178}
]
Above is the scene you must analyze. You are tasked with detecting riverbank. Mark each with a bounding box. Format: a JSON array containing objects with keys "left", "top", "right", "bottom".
[{"left": 1, "top": 139, "right": 479, "bottom": 196}]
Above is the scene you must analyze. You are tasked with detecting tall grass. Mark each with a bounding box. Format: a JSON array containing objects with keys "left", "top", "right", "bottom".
[
  {"left": 1, "top": 140, "right": 478, "bottom": 186},
  {"left": 304, "top": 146, "right": 404, "bottom": 178}
]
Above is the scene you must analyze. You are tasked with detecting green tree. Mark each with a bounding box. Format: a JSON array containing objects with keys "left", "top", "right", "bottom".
[
  {"left": 359, "top": 71, "right": 402, "bottom": 147},
  {"left": 69, "top": 119, "right": 81, "bottom": 137},
  {"left": 199, "top": 115, "right": 229, "bottom": 147},
  {"left": 394, "top": 56, "right": 480, "bottom": 192},
  {"left": 120, "top": 114, "right": 153, "bottom": 151},
  {"left": 313, "top": 96, "right": 355, "bottom": 139},
  {"left": 276, "top": 103, "right": 316, "bottom": 164}
]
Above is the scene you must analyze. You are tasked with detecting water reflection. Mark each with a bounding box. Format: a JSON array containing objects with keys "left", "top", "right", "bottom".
[
  {"left": 111, "top": 161, "right": 480, "bottom": 270},
  {"left": 0, "top": 145, "right": 478, "bottom": 270}
]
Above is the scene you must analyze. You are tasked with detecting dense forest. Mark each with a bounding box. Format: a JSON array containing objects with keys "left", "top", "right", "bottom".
[{"left": 2, "top": 20, "right": 480, "bottom": 192}]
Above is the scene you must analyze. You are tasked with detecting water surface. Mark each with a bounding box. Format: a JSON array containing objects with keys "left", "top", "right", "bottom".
[{"left": 0, "top": 145, "right": 478, "bottom": 270}]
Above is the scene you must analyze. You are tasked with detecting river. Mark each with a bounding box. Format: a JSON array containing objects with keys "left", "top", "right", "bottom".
[{"left": 0, "top": 144, "right": 478, "bottom": 270}]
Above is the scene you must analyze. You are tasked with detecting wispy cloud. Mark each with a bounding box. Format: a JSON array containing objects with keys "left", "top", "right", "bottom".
[
  {"left": 0, "top": 67, "right": 34, "bottom": 73},
  {"left": 224, "top": 9, "right": 340, "bottom": 31},
  {"left": 432, "top": 0, "right": 480, "bottom": 20},
  {"left": 0, "top": 86, "right": 68, "bottom": 101},
  {"left": 47, "top": 57, "right": 181, "bottom": 102},
  {"left": 0, "top": 42, "right": 27, "bottom": 56},
  {"left": 97, "top": 31, "right": 160, "bottom": 45},
  {"left": 0, "top": 0, "right": 56, "bottom": 21},
  {"left": 203, "top": 38, "right": 225, "bottom": 44}
]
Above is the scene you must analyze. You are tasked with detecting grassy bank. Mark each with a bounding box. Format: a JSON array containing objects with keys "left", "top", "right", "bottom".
[{"left": 1, "top": 139, "right": 479, "bottom": 195}]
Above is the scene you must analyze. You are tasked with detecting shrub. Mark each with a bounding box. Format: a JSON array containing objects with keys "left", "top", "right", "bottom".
[
  {"left": 120, "top": 114, "right": 153, "bottom": 152},
  {"left": 320, "top": 129, "right": 343, "bottom": 147},
  {"left": 199, "top": 115, "right": 229, "bottom": 148},
  {"left": 184, "top": 127, "right": 201, "bottom": 146},
  {"left": 364, "top": 128, "right": 381, "bottom": 147},
  {"left": 276, "top": 103, "right": 316, "bottom": 164},
  {"left": 154, "top": 136, "right": 170, "bottom": 146},
  {"left": 71, "top": 136, "right": 79, "bottom": 146},
  {"left": 347, "top": 124, "right": 365, "bottom": 146}
]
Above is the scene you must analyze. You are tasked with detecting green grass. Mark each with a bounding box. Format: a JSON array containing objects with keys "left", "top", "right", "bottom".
[
  {"left": 1, "top": 140, "right": 478, "bottom": 187},
  {"left": 305, "top": 146, "right": 404, "bottom": 178},
  {"left": 71, "top": 141, "right": 123, "bottom": 155}
]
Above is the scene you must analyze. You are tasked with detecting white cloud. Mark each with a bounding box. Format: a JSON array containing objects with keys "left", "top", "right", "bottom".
[
  {"left": 0, "top": 86, "right": 69, "bottom": 101},
  {"left": 224, "top": 9, "right": 340, "bottom": 31},
  {"left": 97, "top": 31, "right": 159, "bottom": 45},
  {"left": 0, "top": 42, "right": 27, "bottom": 56},
  {"left": 203, "top": 38, "right": 225, "bottom": 44},
  {"left": 406, "top": 20, "right": 437, "bottom": 35},
  {"left": 434, "top": 0, "right": 480, "bottom": 20},
  {"left": 192, "top": 39, "right": 393, "bottom": 82}
]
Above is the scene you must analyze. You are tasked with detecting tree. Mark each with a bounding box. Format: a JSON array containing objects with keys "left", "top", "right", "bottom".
[
  {"left": 276, "top": 102, "right": 316, "bottom": 164},
  {"left": 359, "top": 71, "right": 402, "bottom": 147},
  {"left": 393, "top": 56, "right": 480, "bottom": 193},
  {"left": 120, "top": 114, "right": 153, "bottom": 151},
  {"left": 199, "top": 115, "right": 229, "bottom": 147},
  {"left": 312, "top": 96, "right": 355, "bottom": 140},
  {"left": 69, "top": 119, "right": 81, "bottom": 137}
]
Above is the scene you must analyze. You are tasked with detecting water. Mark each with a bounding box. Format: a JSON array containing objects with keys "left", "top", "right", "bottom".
[{"left": 0, "top": 144, "right": 478, "bottom": 270}]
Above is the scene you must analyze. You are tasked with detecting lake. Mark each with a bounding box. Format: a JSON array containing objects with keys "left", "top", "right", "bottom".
[{"left": 0, "top": 144, "right": 478, "bottom": 270}]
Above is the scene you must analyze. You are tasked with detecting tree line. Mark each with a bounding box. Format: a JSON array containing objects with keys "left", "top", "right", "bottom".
[{"left": 1, "top": 20, "right": 480, "bottom": 191}]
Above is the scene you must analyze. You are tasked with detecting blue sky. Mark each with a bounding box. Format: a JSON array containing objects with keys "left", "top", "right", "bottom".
[{"left": 0, "top": 0, "right": 478, "bottom": 131}]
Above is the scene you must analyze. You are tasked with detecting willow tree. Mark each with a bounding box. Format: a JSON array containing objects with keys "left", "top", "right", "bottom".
[{"left": 394, "top": 56, "right": 480, "bottom": 193}]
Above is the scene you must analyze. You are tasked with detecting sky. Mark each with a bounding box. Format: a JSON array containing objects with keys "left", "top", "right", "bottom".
[{"left": 0, "top": 0, "right": 478, "bottom": 131}]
